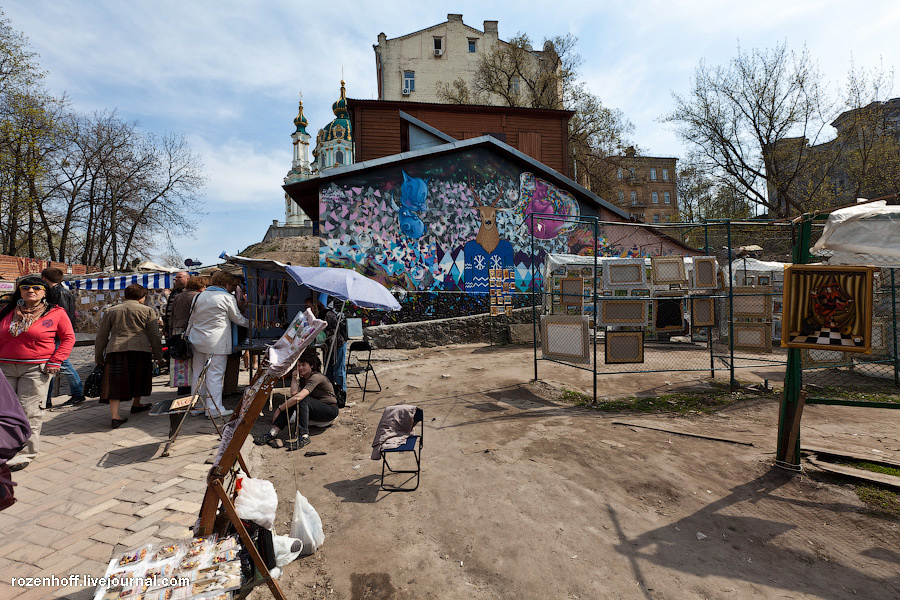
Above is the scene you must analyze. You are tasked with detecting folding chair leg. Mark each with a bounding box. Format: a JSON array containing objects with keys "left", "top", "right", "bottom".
[{"left": 380, "top": 449, "right": 420, "bottom": 492}]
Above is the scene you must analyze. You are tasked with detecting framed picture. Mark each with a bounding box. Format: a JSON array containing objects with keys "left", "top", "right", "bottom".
[
  {"left": 651, "top": 256, "right": 687, "bottom": 285},
  {"left": 691, "top": 327, "right": 709, "bottom": 342},
  {"left": 691, "top": 297, "right": 716, "bottom": 327},
  {"left": 653, "top": 293, "right": 685, "bottom": 332},
  {"left": 757, "top": 275, "right": 771, "bottom": 286},
  {"left": 559, "top": 277, "right": 584, "bottom": 307},
  {"left": 800, "top": 348, "right": 849, "bottom": 368},
  {"left": 781, "top": 265, "right": 874, "bottom": 352},
  {"left": 732, "top": 322, "right": 772, "bottom": 353},
  {"left": 631, "top": 289, "right": 650, "bottom": 297},
  {"left": 691, "top": 256, "right": 718, "bottom": 289},
  {"left": 605, "top": 331, "right": 644, "bottom": 364},
  {"left": 602, "top": 258, "right": 647, "bottom": 288},
  {"left": 600, "top": 299, "right": 648, "bottom": 326},
  {"left": 743, "top": 276, "right": 756, "bottom": 286},
  {"left": 731, "top": 287, "right": 773, "bottom": 319},
  {"left": 541, "top": 315, "right": 591, "bottom": 365}
]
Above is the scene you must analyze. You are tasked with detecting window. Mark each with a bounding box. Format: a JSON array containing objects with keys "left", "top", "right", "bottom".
[
  {"left": 617, "top": 191, "right": 624, "bottom": 204},
  {"left": 335, "top": 150, "right": 344, "bottom": 165},
  {"left": 652, "top": 192, "right": 659, "bottom": 204},
  {"left": 433, "top": 37, "right": 443, "bottom": 52},
  {"left": 650, "top": 168, "right": 657, "bottom": 181},
  {"left": 468, "top": 39, "right": 477, "bottom": 53},
  {"left": 629, "top": 167, "right": 635, "bottom": 178},
  {"left": 664, "top": 192, "right": 671, "bottom": 204},
  {"left": 509, "top": 75, "right": 520, "bottom": 96},
  {"left": 630, "top": 191, "right": 637, "bottom": 205},
  {"left": 403, "top": 71, "right": 415, "bottom": 91},
  {"left": 662, "top": 168, "right": 669, "bottom": 181},
  {"left": 617, "top": 167, "right": 623, "bottom": 180},
  {"left": 653, "top": 215, "right": 660, "bottom": 223}
]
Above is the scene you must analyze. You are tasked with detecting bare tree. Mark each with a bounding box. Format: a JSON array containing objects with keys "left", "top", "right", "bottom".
[{"left": 665, "top": 42, "right": 841, "bottom": 218}]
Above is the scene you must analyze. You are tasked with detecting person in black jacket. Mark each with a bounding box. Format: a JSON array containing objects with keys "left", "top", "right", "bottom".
[{"left": 41, "top": 268, "right": 84, "bottom": 407}]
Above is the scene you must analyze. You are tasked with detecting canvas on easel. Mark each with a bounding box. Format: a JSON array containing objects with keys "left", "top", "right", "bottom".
[{"left": 781, "top": 265, "right": 874, "bottom": 353}]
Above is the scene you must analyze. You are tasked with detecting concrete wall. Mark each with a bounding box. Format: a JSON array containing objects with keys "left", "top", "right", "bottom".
[{"left": 364, "top": 306, "right": 533, "bottom": 349}]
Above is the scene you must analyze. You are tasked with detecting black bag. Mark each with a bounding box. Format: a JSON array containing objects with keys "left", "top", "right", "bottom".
[
  {"left": 334, "top": 384, "right": 346, "bottom": 409},
  {"left": 170, "top": 335, "right": 193, "bottom": 360},
  {"left": 83, "top": 364, "right": 104, "bottom": 398}
]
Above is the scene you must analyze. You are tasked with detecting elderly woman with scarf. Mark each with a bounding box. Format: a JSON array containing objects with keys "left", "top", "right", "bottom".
[{"left": 0, "top": 275, "right": 75, "bottom": 471}]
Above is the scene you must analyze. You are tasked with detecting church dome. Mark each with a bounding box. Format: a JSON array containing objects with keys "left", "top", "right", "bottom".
[{"left": 320, "top": 80, "right": 352, "bottom": 142}]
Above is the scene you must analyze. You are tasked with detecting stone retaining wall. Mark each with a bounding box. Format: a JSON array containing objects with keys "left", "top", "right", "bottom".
[{"left": 364, "top": 307, "right": 534, "bottom": 349}]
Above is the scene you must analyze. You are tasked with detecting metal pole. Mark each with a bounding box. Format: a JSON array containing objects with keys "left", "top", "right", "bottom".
[
  {"left": 705, "top": 221, "right": 714, "bottom": 378},
  {"left": 531, "top": 212, "right": 538, "bottom": 382},
  {"left": 892, "top": 268, "right": 899, "bottom": 388},
  {"left": 593, "top": 217, "right": 598, "bottom": 404},
  {"left": 726, "top": 219, "right": 735, "bottom": 389}
]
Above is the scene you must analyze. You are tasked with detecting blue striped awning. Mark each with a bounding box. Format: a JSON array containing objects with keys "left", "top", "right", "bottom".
[{"left": 68, "top": 273, "right": 173, "bottom": 290}]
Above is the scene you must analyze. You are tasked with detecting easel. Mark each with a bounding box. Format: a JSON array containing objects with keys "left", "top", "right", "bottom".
[{"left": 194, "top": 309, "right": 327, "bottom": 600}]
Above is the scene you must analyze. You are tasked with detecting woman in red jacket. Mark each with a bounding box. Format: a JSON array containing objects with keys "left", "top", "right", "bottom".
[{"left": 0, "top": 275, "right": 75, "bottom": 471}]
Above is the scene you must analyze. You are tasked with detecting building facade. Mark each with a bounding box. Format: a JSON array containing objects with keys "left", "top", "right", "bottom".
[
  {"left": 607, "top": 149, "right": 678, "bottom": 223},
  {"left": 374, "top": 14, "right": 544, "bottom": 105}
]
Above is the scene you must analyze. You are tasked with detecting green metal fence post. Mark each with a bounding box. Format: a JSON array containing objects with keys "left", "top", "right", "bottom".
[
  {"left": 892, "top": 268, "right": 899, "bottom": 388},
  {"left": 726, "top": 219, "right": 736, "bottom": 389},
  {"left": 593, "top": 217, "right": 599, "bottom": 404},
  {"left": 705, "top": 221, "right": 714, "bottom": 378},
  {"left": 776, "top": 214, "right": 812, "bottom": 467},
  {"left": 531, "top": 212, "right": 538, "bottom": 382}
]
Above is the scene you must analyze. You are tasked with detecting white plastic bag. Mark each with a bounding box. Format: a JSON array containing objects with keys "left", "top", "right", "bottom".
[
  {"left": 268, "top": 534, "right": 304, "bottom": 578},
  {"left": 289, "top": 490, "right": 324, "bottom": 555},
  {"left": 233, "top": 473, "right": 278, "bottom": 530}
]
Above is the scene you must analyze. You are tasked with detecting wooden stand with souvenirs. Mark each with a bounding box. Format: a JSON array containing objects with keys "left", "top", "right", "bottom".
[{"left": 192, "top": 308, "right": 327, "bottom": 600}]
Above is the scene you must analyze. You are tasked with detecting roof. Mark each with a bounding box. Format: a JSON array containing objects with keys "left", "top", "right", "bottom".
[
  {"left": 377, "top": 17, "right": 491, "bottom": 44},
  {"left": 283, "top": 134, "right": 628, "bottom": 222},
  {"left": 348, "top": 97, "right": 574, "bottom": 119}
]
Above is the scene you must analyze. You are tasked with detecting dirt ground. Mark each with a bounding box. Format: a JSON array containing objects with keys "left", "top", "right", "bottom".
[{"left": 245, "top": 343, "right": 900, "bottom": 600}]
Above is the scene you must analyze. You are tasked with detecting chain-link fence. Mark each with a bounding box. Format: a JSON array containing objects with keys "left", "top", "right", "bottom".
[{"left": 531, "top": 216, "right": 900, "bottom": 401}]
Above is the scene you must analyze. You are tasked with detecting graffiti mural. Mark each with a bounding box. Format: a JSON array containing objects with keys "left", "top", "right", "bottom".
[{"left": 317, "top": 148, "right": 686, "bottom": 321}]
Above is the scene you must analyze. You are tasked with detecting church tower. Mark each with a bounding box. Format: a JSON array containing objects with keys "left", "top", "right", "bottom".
[
  {"left": 284, "top": 97, "right": 311, "bottom": 226},
  {"left": 314, "top": 80, "right": 354, "bottom": 172}
]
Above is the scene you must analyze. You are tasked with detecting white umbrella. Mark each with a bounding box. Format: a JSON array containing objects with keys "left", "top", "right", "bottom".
[{"left": 285, "top": 266, "right": 400, "bottom": 311}]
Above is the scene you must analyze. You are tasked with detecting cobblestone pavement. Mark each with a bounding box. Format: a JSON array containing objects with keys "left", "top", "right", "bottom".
[{"left": 0, "top": 349, "right": 247, "bottom": 600}]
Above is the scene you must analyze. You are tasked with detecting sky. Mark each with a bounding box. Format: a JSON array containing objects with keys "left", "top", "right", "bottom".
[{"left": 3, "top": 0, "right": 898, "bottom": 267}]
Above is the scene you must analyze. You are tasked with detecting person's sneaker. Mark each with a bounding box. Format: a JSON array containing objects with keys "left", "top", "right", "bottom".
[
  {"left": 60, "top": 395, "right": 85, "bottom": 408},
  {"left": 190, "top": 409, "right": 205, "bottom": 416},
  {"left": 285, "top": 435, "right": 311, "bottom": 452},
  {"left": 253, "top": 432, "right": 277, "bottom": 446}
]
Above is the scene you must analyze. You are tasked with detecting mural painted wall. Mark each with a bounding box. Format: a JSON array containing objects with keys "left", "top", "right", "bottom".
[{"left": 318, "top": 148, "right": 685, "bottom": 319}]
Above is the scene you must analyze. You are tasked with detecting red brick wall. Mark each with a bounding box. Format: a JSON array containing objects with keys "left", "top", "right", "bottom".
[{"left": 0, "top": 255, "right": 91, "bottom": 282}]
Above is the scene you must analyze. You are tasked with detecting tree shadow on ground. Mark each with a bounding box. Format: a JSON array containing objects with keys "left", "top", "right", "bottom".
[
  {"left": 97, "top": 441, "right": 161, "bottom": 467},
  {"left": 610, "top": 468, "right": 900, "bottom": 599}
]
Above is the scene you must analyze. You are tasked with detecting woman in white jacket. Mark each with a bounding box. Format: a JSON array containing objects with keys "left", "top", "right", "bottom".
[{"left": 186, "top": 272, "right": 248, "bottom": 417}]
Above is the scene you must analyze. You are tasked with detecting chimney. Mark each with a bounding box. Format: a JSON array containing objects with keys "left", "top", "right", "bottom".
[
  {"left": 483, "top": 20, "right": 498, "bottom": 35},
  {"left": 447, "top": 14, "right": 463, "bottom": 22}
]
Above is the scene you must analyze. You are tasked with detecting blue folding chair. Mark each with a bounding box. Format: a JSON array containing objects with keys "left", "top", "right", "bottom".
[{"left": 380, "top": 407, "right": 423, "bottom": 492}]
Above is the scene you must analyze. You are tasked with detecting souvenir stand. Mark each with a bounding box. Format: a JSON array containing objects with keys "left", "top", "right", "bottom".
[
  {"left": 65, "top": 271, "right": 176, "bottom": 333},
  {"left": 221, "top": 254, "right": 316, "bottom": 377}
]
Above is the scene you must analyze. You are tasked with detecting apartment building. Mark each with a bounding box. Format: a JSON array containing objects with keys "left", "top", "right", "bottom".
[
  {"left": 374, "top": 14, "right": 544, "bottom": 105},
  {"left": 607, "top": 148, "right": 678, "bottom": 223}
]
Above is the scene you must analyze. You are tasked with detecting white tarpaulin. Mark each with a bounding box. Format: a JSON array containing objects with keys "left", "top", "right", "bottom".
[{"left": 812, "top": 200, "right": 900, "bottom": 266}]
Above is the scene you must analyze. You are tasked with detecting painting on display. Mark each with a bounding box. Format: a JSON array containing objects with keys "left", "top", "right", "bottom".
[
  {"left": 559, "top": 277, "right": 584, "bottom": 307},
  {"left": 599, "top": 299, "right": 648, "bottom": 327},
  {"left": 602, "top": 258, "right": 647, "bottom": 289},
  {"left": 691, "top": 257, "right": 718, "bottom": 289},
  {"left": 541, "top": 315, "right": 591, "bottom": 365},
  {"left": 651, "top": 256, "right": 687, "bottom": 286},
  {"left": 690, "top": 297, "right": 716, "bottom": 327},
  {"left": 605, "top": 331, "right": 644, "bottom": 364},
  {"left": 781, "top": 265, "right": 874, "bottom": 352},
  {"left": 732, "top": 322, "right": 772, "bottom": 353},
  {"left": 653, "top": 294, "right": 685, "bottom": 332},
  {"left": 731, "top": 287, "right": 773, "bottom": 319}
]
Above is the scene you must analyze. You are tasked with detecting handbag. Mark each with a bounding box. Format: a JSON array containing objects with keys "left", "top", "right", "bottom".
[
  {"left": 170, "top": 335, "right": 193, "bottom": 360},
  {"left": 83, "top": 364, "right": 104, "bottom": 398}
]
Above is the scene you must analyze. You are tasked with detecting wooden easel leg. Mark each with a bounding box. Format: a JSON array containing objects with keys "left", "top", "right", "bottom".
[{"left": 212, "top": 480, "right": 287, "bottom": 600}]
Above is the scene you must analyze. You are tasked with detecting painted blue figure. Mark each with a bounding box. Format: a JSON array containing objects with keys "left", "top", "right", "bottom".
[
  {"left": 464, "top": 239, "right": 513, "bottom": 294},
  {"left": 390, "top": 170, "right": 429, "bottom": 239}
]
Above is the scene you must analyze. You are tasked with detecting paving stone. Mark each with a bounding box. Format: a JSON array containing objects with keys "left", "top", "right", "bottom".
[
  {"left": 166, "top": 500, "right": 201, "bottom": 514},
  {"left": 71, "top": 479, "right": 106, "bottom": 493},
  {"left": 107, "top": 501, "right": 139, "bottom": 516},
  {"left": 161, "top": 512, "right": 197, "bottom": 527},
  {"left": 0, "top": 539, "right": 28, "bottom": 560},
  {"left": 156, "top": 524, "right": 192, "bottom": 540},
  {"left": 147, "top": 477, "right": 185, "bottom": 494},
  {"left": 34, "top": 512, "right": 82, "bottom": 531},
  {"left": 74, "top": 541, "right": 115, "bottom": 565},
  {"left": 114, "top": 489, "right": 148, "bottom": 503},
  {"left": 88, "top": 527, "right": 125, "bottom": 546},
  {"left": 125, "top": 510, "right": 169, "bottom": 533},
  {"left": 12, "top": 543, "right": 54, "bottom": 565},
  {"left": 118, "top": 526, "right": 160, "bottom": 548},
  {"left": 135, "top": 497, "right": 176, "bottom": 518},
  {"left": 76, "top": 498, "right": 122, "bottom": 520}
]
